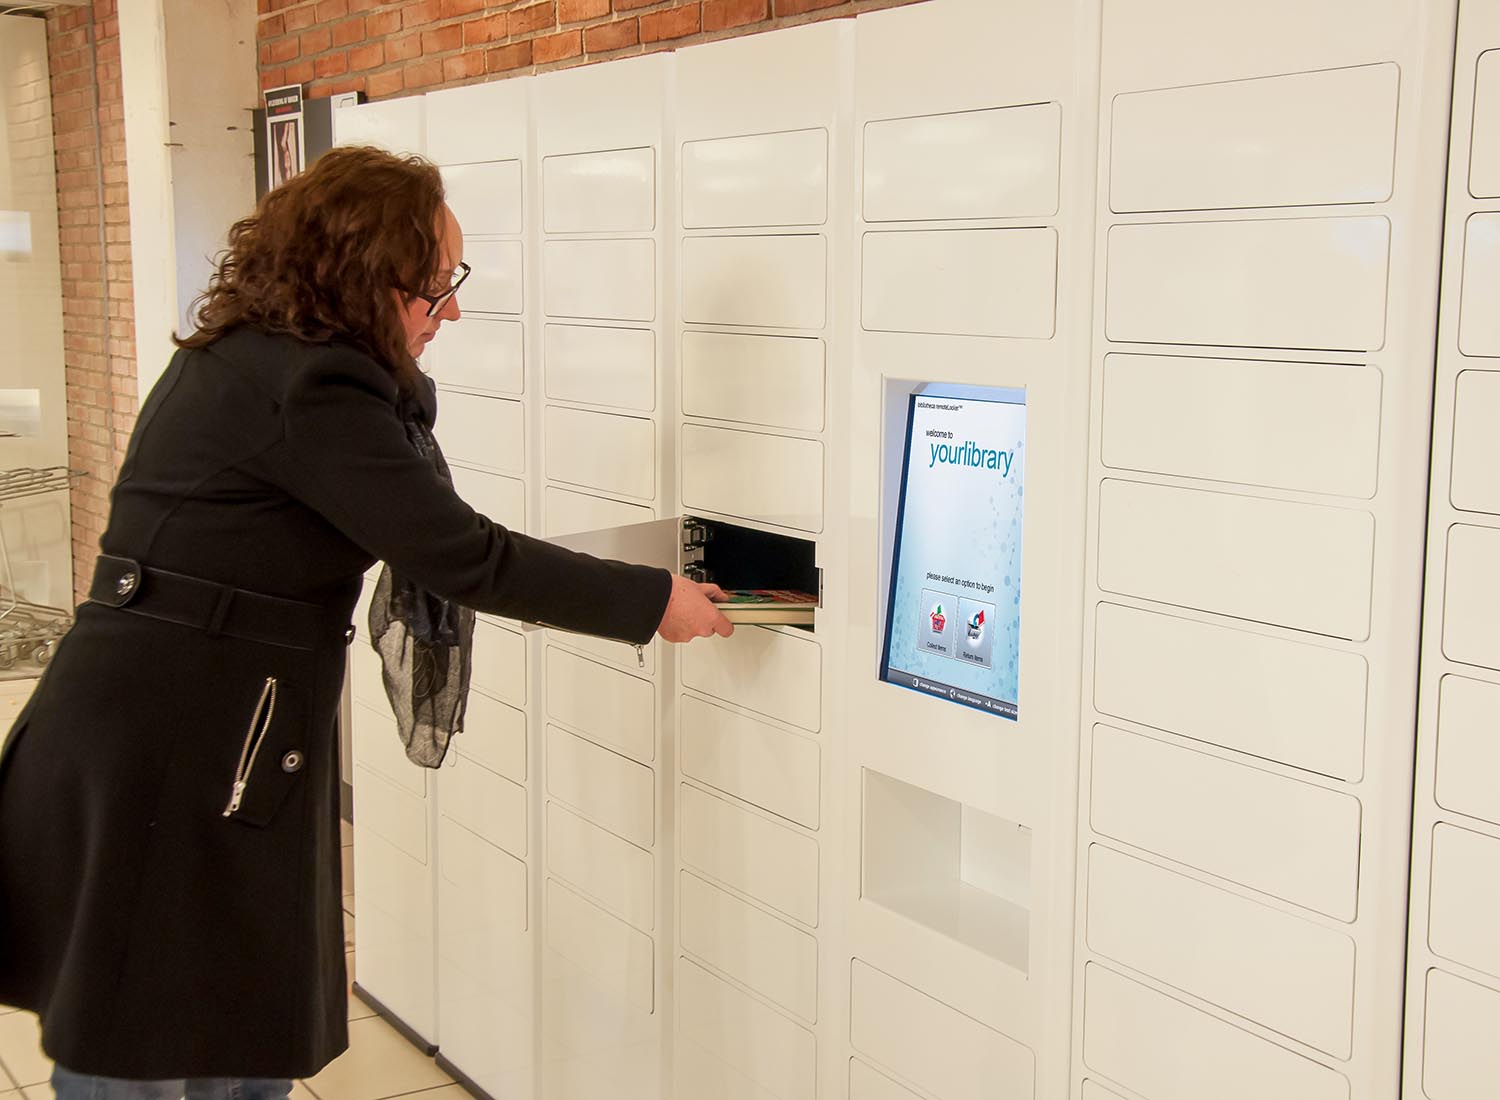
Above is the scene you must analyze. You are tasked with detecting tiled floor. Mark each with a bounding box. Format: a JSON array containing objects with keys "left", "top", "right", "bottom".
[{"left": 0, "top": 820, "right": 459, "bottom": 1100}]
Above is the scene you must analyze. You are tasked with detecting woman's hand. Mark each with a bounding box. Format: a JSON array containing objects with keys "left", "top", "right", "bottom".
[{"left": 656, "top": 574, "right": 733, "bottom": 642}]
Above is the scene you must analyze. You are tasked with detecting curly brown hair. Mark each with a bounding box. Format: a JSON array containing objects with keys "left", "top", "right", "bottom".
[{"left": 176, "top": 145, "right": 447, "bottom": 385}]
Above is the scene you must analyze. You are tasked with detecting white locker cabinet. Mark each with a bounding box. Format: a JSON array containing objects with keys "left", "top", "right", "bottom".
[
  {"left": 1434, "top": 675, "right": 1500, "bottom": 826},
  {"left": 543, "top": 147, "right": 656, "bottom": 234},
  {"left": 681, "top": 129, "right": 829, "bottom": 229},
  {"left": 435, "top": 391, "right": 525, "bottom": 475},
  {"left": 1082, "top": 5, "right": 1455, "bottom": 1100},
  {"left": 546, "top": 801, "right": 654, "bottom": 931},
  {"left": 678, "top": 695, "right": 821, "bottom": 829},
  {"left": 460, "top": 239, "right": 525, "bottom": 316},
  {"left": 545, "top": 725, "right": 655, "bottom": 849},
  {"left": 544, "top": 324, "right": 656, "bottom": 412},
  {"left": 543, "top": 406, "right": 655, "bottom": 500},
  {"left": 545, "top": 879, "right": 655, "bottom": 1014},
  {"left": 451, "top": 689, "right": 526, "bottom": 785},
  {"left": 1457, "top": 213, "right": 1500, "bottom": 356},
  {"left": 680, "top": 331, "right": 826, "bottom": 433},
  {"left": 426, "top": 316, "right": 524, "bottom": 396},
  {"left": 441, "top": 160, "right": 524, "bottom": 238},
  {"left": 679, "top": 425, "right": 825, "bottom": 534},
  {"left": 545, "top": 646, "right": 655, "bottom": 762},
  {"left": 675, "top": 959, "right": 817, "bottom": 1100},
  {"left": 679, "top": 783, "right": 821, "bottom": 928},
  {"left": 1449, "top": 369, "right": 1500, "bottom": 514},
  {"left": 1472, "top": 49, "right": 1500, "bottom": 198}
]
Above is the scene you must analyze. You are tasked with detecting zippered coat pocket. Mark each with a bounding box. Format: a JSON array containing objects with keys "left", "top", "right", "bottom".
[{"left": 222, "top": 675, "right": 308, "bottom": 828}]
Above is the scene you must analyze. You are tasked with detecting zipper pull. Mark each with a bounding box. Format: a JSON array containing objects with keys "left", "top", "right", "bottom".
[
  {"left": 636, "top": 644, "right": 645, "bottom": 669},
  {"left": 223, "top": 781, "right": 247, "bottom": 817}
]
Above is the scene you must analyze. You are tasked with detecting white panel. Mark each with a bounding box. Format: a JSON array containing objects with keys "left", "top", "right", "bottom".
[
  {"left": 1090, "top": 726, "right": 1361, "bottom": 920},
  {"left": 1106, "top": 217, "right": 1390, "bottom": 351},
  {"left": 848, "top": 1060, "right": 923, "bottom": 1100},
  {"left": 543, "top": 147, "right": 655, "bottom": 234},
  {"left": 437, "top": 393, "right": 524, "bottom": 475},
  {"left": 1087, "top": 847, "right": 1355, "bottom": 1056},
  {"left": 428, "top": 317, "right": 523, "bottom": 396},
  {"left": 353, "top": 763, "right": 427, "bottom": 863},
  {"left": 1097, "top": 480, "right": 1374, "bottom": 641},
  {"left": 849, "top": 960, "right": 1034, "bottom": 1100},
  {"left": 677, "top": 1039, "right": 783, "bottom": 1100},
  {"left": 1080, "top": 1083, "right": 1128, "bottom": 1100},
  {"left": 461, "top": 239, "right": 524, "bottom": 316},
  {"left": 353, "top": 700, "right": 424, "bottom": 797},
  {"left": 1101, "top": 354, "right": 1381, "bottom": 497},
  {"left": 544, "top": 406, "right": 654, "bottom": 500},
  {"left": 543, "top": 486, "right": 654, "bottom": 539},
  {"left": 544, "top": 238, "right": 655, "bottom": 322},
  {"left": 680, "top": 622, "right": 821, "bottom": 732},
  {"left": 544, "top": 324, "right": 655, "bottom": 412},
  {"left": 443, "top": 750, "right": 527, "bottom": 859},
  {"left": 545, "top": 879, "right": 654, "bottom": 1013},
  {"left": 440, "top": 815, "right": 527, "bottom": 931},
  {"left": 546, "top": 801, "right": 653, "bottom": 932},
  {"left": 449, "top": 465, "right": 525, "bottom": 535},
  {"left": 679, "top": 872, "right": 818, "bottom": 1021},
  {"left": 456, "top": 689, "right": 526, "bottom": 785},
  {"left": 1451, "top": 370, "right": 1500, "bottom": 514},
  {"left": 349, "top": 642, "right": 387, "bottom": 712},
  {"left": 472, "top": 617, "right": 526, "bottom": 706},
  {"left": 546, "top": 647, "right": 654, "bottom": 762},
  {"left": 1424, "top": 969, "right": 1500, "bottom": 1099},
  {"left": 425, "top": 80, "right": 524, "bottom": 165},
  {"left": 1460, "top": 215, "right": 1500, "bottom": 357},
  {"left": 1429, "top": 824, "right": 1500, "bottom": 979},
  {"left": 1443, "top": 524, "right": 1500, "bottom": 669},
  {"left": 1111, "top": 64, "right": 1398, "bottom": 212},
  {"left": 1472, "top": 50, "right": 1500, "bottom": 199},
  {"left": 681, "top": 332, "right": 825, "bottom": 432},
  {"left": 679, "top": 695, "right": 820, "bottom": 828},
  {"left": 681, "top": 235, "right": 826, "bottom": 330},
  {"left": 678, "top": 784, "right": 818, "bottom": 926},
  {"left": 1094, "top": 603, "right": 1368, "bottom": 780},
  {"left": 442, "top": 161, "right": 523, "bottom": 237},
  {"left": 680, "top": 425, "right": 823, "bottom": 533},
  {"left": 676, "top": 959, "right": 816, "bottom": 1100},
  {"left": 862, "top": 228, "right": 1057, "bottom": 339},
  {"left": 1435, "top": 675, "right": 1500, "bottom": 826},
  {"left": 333, "top": 97, "right": 423, "bottom": 154},
  {"left": 863, "top": 103, "right": 1061, "bottom": 222},
  {"left": 546, "top": 725, "right": 654, "bottom": 848},
  {"left": 682, "top": 129, "right": 828, "bottom": 229},
  {"left": 1083, "top": 965, "right": 1348, "bottom": 1100}
]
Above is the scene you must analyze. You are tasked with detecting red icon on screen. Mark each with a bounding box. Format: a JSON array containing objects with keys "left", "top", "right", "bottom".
[{"left": 930, "top": 605, "right": 946, "bottom": 633}]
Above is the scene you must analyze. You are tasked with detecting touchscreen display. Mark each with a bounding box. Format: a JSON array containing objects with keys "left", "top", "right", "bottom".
[{"left": 880, "top": 384, "right": 1026, "bottom": 719}]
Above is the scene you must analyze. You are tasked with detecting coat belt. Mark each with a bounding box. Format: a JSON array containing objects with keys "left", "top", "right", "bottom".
[{"left": 88, "top": 554, "right": 355, "bottom": 652}]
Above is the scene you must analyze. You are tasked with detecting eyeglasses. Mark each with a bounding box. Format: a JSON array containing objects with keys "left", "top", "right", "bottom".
[{"left": 416, "top": 261, "right": 471, "bottom": 317}]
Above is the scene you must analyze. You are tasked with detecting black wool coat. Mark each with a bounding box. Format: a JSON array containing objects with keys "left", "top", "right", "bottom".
[{"left": 0, "top": 326, "right": 671, "bottom": 1079}]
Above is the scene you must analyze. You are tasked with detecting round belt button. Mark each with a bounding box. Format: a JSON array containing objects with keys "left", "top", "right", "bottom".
[
  {"left": 115, "top": 572, "right": 137, "bottom": 597},
  {"left": 281, "top": 750, "right": 304, "bottom": 774}
]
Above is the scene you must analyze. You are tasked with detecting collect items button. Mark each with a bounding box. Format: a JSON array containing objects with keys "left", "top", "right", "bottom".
[
  {"left": 919, "top": 588, "right": 959, "bottom": 658},
  {"left": 957, "top": 597, "right": 996, "bottom": 669}
]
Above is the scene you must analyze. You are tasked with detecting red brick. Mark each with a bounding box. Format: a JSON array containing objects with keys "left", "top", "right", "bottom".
[
  {"left": 262, "top": 36, "right": 298, "bottom": 64},
  {"left": 402, "top": 0, "right": 441, "bottom": 29},
  {"left": 441, "top": 49, "right": 486, "bottom": 80},
  {"left": 365, "top": 8, "right": 401, "bottom": 34},
  {"left": 612, "top": 0, "right": 664, "bottom": 10},
  {"left": 349, "top": 41, "right": 384, "bottom": 69},
  {"left": 440, "top": 0, "right": 486, "bottom": 16},
  {"left": 386, "top": 31, "right": 421, "bottom": 60},
  {"left": 558, "top": 0, "right": 608, "bottom": 23},
  {"left": 639, "top": 4, "right": 698, "bottom": 41},
  {"left": 283, "top": 3, "right": 316, "bottom": 31},
  {"left": 508, "top": 1, "right": 555, "bottom": 36},
  {"left": 284, "top": 58, "right": 316, "bottom": 83},
  {"left": 257, "top": 14, "right": 285, "bottom": 37},
  {"left": 422, "top": 23, "right": 463, "bottom": 53},
  {"left": 703, "top": 0, "right": 767, "bottom": 31},
  {"left": 534, "top": 28, "right": 581, "bottom": 62},
  {"left": 367, "top": 67, "right": 405, "bottom": 96},
  {"left": 315, "top": 0, "right": 347, "bottom": 20},
  {"left": 348, "top": 0, "right": 387, "bottom": 11},
  {"left": 584, "top": 17, "right": 637, "bottom": 51},
  {"left": 315, "top": 50, "right": 349, "bottom": 77},
  {"left": 405, "top": 57, "right": 444, "bottom": 86},
  {"left": 486, "top": 39, "right": 532, "bottom": 72},
  {"left": 303, "top": 25, "right": 333, "bottom": 53},
  {"left": 463, "top": 13, "right": 507, "bottom": 43},
  {"left": 331, "top": 15, "right": 365, "bottom": 45}
]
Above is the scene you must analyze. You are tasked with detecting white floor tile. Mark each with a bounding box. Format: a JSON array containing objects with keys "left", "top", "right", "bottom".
[
  {"left": 292, "top": 1081, "right": 319, "bottom": 1100},
  {"left": 304, "top": 1016, "right": 450, "bottom": 1100},
  {"left": 20, "top": 1087, "right": 48, "bottom": 1100},
  {"left": 384, "top": 1086, "right": 471, "bottom": 1100},
  {"left": 0, "top": 1012, "right": 50, "bottom": 1088},
  {"left": 343, "top": 911, "right": 355, "bottom": 951}
]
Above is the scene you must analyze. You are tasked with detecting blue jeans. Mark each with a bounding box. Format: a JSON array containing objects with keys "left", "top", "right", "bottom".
[{"left": 51, "top": 1064, "right": 293, "bottom": 1100}]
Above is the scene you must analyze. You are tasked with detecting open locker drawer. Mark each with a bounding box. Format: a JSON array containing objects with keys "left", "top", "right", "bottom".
[{"left": 542, "top": 516, "right": 821, "bottom": 627}]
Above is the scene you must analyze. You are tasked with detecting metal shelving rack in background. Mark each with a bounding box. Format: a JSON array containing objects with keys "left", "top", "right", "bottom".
[{"left": 0, "top": 466, "right": 78, "bottom": 672}]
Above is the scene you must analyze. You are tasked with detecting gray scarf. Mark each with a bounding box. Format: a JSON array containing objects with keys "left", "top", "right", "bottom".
[{"left": 368, "top": 373, "right": 474, "bottom": 769}]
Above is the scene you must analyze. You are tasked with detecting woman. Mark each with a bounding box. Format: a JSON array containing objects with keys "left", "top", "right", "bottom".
[{"left": 0, "top": 146, "right": 731, "bottom": 1097}]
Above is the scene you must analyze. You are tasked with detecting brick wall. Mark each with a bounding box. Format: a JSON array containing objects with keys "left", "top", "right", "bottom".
[
  {"left": 256, "top": 0, "right": 927, "bottom": 100},
  {"left": 46, "top": 1, "right": 136, "bottom": 602}
]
